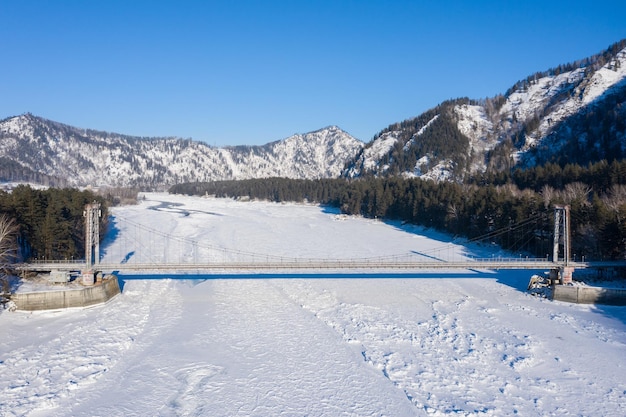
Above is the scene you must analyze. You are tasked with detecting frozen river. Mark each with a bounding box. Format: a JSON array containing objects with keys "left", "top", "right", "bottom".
[{"left": 1, "top": 193, "right": 625, "bottom": 416}]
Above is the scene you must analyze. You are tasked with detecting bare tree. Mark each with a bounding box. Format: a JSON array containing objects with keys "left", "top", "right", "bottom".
[
  {"left": 540, "top": 185, "right": 556, "bottom": 209},
  {"left": 563, "top": 182, "right": 592, "bottom": 206},
  {"left": 601, "top": 184, "right": 626, "bottom": 224},
  {"left": 0, "top": 214, "right": 17, "bottom": 303},
  {"left": 0, "top": 214, "right": 17, "bottom": 271}
]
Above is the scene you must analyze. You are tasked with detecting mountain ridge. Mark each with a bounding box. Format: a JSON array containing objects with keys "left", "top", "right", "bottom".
[
  {"left": 1, "top": 40, "right": 625, "bottom": 188},
  {"left": 0, "top": 114, "right": 363, "bottom": 188}
]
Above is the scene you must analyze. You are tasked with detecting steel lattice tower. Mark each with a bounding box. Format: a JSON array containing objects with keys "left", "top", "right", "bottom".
[
  {"left": 553, "top": 205, "right": 571, "bottom": 264},
  {"left": 84, "top": 202, "right": 101, "bottom": 268}
]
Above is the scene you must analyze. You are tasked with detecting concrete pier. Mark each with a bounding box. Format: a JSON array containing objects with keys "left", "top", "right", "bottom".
[
  {"left": 11, "top": 276, "right": 121, "bottom": 311},
  {"left": 552, "top": 285, "right": 626, "bottom": 305}
]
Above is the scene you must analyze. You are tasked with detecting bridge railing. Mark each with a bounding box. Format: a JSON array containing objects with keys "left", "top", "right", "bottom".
[
  {"left": 464, "top": 256, "right": 550, "bottom": 263},
  {"left": 23, "top": 256, "right": 552, "bottom": 264},
  {"left": 26, "top": 259, "right": 85, "bottom": 265},
  {"left": 17, "top": 257, "right": 626, "bottom": 273}
]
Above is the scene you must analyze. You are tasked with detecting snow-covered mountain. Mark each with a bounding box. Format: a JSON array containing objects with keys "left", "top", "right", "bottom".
[
  {"left": 344, "top": 40, "right": 626, "bottom": 181},
  {"left": 3, "top": 40, "right": 625, "bottom": 187},
  {"left": 0, "top": 114, "right": 363, "bottom": 188}
]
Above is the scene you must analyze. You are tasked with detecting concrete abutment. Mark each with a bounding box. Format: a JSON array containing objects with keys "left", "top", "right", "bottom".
[{"left": 11, "top": 276, "right": 121, "bottom": 311}]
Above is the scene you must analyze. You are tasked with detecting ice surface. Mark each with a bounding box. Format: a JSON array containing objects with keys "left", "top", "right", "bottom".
[{"left": 1, "top": 193, "right": 625, "bottom": 416}]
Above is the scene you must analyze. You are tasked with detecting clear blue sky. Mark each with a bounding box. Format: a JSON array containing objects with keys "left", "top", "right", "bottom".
[{"left": 2, "top": 1, "right": 624, "bottom": 145}]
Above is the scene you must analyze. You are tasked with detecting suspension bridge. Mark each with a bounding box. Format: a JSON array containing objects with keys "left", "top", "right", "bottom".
[{"left": 17, "top": 203, "right": 626, "bottom": 282}]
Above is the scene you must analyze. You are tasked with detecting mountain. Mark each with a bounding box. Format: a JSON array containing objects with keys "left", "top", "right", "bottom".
[
  {"left": 3, "top": 40, "right": 625, "bottom": 188},
  {"left": 0, "top": 114, "right": 363, "bottom": 188},
  {"left": 343, "top": 40, "right": 626, "bottom": 181}
]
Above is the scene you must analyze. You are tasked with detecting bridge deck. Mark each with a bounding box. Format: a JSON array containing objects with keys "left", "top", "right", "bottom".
[{"left": 16, "top": 258, "right": 625, "bottom": 274}]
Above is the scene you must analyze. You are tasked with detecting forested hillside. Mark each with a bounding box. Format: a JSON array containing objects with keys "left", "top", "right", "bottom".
[
  {"left": 172, "top": 159, "right": 626, "bottom": 261},
  {"left": 0, "top": 157, "right": 68, "bottom": 188},
  {"left": 344, "top": 40, "right": 626, "bottom": 181},
  {"left": 343, "top": 100, "right": 475, "bottom": 179}
]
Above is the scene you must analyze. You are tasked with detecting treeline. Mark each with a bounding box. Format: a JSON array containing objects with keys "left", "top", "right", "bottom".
[
  {"left": 170, "top": 159, "right": 626, "bottom": 260},
  {"left": 480, "top": 159, "right": 626, "bottom": 191},
  {"left": 96, "top": 186, "right": 140, "bottom": 206},
  {"left": 0, "top": 185, "right": 108, "bottom": 261}
]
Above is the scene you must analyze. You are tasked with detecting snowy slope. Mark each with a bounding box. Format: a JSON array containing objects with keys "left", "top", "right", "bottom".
[
  {"left": 344, "top": 131, "right": 399, "bottom": 177},
  {"left": 0, "top": 115, "right": 363, "bottom": 187},
  {"left": 499, "top": 47, "right": 626, "bottom": 154},
  {"left": 344, "top": 42, "right": 626, "bottom": 181},
  {"left": 1, "top": 194, "right": 624, "bottom": 416}
]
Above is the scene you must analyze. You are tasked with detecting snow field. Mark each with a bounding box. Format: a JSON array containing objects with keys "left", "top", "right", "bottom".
[
  {"left": 1, "top": 193, "right": 625, "bottom": 416},
  {"left": 276, "top": 278, "right": 626, "bottom": 416},
  {"left": 0, "top": 279, "right": 183, "bottom": 416}
]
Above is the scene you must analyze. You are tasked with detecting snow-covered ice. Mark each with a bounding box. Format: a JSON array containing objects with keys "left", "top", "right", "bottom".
[{"left": 1, "top": 193, "right": 625, "bottom": 416}]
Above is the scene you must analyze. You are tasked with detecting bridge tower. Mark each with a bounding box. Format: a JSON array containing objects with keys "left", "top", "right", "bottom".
[
  {"left": 553, "top": 205, "right": 573, "bottom": 283},
  {"left": 84, "top": 202, "right": 101, "bottom": 268}
]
